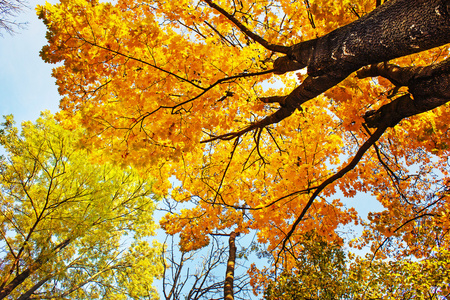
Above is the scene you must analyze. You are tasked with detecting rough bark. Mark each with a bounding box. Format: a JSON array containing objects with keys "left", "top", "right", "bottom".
[
  {"left": 357, "top": 57, "right": 450, "bottom": 127},
  {"left": 210, "top": 0, "right": 450, "bottom": 141},
  {"left": 270, "top": 1, "right": 450, "bottom": 247},
  {"left": 278, "top": 0, "right": 450, "bottom": 77},
  {"left": 224, "top": 231, "right": 238, "bottom": 300},
  {"left": 275, "top": 0, "right": 450, "bottom": 113}
]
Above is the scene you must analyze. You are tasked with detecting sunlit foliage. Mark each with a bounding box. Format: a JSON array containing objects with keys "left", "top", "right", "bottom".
[
  {"left": 37, "top": 0, "right": 450, "bottom": 297},
  {"left": 0, "top": 113, "right": 162, "bottom": 299}
]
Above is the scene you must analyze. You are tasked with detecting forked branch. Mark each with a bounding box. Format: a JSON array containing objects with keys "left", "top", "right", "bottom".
[
  {"left": 359, "top": 58, "right": 450, "bottom": 128},
  {"left": 280, "top": 124, "right": 389, "bottom": 253},
  {"left": 203, "top": 0, "right": 290, "bottom": 54},
  {"left": 202, "top": 71, "right": 347, "bottom": 143}
]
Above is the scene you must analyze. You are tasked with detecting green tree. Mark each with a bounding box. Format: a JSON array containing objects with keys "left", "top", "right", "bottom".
[
  {"left": 0, "top": 113, "right": 163, "bottom": 299},
  {"left": 263, "top": 233, "right": 450, "bottom": 299},
  {"left": 263, "top": 231, "right": 356, "bottom": 300}
]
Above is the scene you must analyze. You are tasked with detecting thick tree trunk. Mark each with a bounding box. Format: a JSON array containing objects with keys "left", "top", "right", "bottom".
[
  {"left": 282, "top": 0, "right": 450, "bottom": 77},
  {"left": 258, "top": 0, "right": 450, "bottom": 134},
  {"left": 224, "top": 231, "right": 238, "bottom": 300},
  {"left": 207, "top": 0, "right": 450, "bottom": 130},
  {"left": 357, "top": 57, "right": 450, "bottom": 127}
]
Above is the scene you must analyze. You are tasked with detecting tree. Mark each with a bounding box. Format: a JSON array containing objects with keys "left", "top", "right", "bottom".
[
  {"left": 0, "top": 0, "right": 28, "bottom": 36},
  {"left": 38, "top": 0, "right": 450, "bottom": 297},
  {"left": 160, "top": 232, "right": 252, "bottom": 300},
  {"left": 263, "top": 232, "right": 450, "bottom": 299},
  {"left": 263, "top": 231, "right": 355, "bottom": 300},
  {"left": 0, "top": 113, "right": 162, "bottom": 299}
]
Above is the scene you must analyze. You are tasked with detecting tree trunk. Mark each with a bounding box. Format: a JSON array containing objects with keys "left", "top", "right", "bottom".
[
  {"left": 224, "top": 231, "right": 238, "bottom": 300},
  {"left": 258, "top": 0, "right": 450, "bottom": 133},
  {"left": 0, "top": 238, "right": 71, "bottom": 300},
  {"left": 286, "top": 0, "right": 450, "bottom": 77}
]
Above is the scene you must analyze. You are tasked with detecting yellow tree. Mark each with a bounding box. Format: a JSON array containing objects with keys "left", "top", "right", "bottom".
[
  {"left": 38, "top": 0, "right": 450, "bottom": 297},
  {"left": 0, "top": 113, "right": 162, "bottom": 299}
]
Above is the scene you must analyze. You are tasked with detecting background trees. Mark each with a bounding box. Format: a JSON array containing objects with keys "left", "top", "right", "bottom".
[
  {"left": 263, "top": 231, "right": 450, "bottom": 299},
  {"left": 0, "top": 113, "right": 162, "bottom": 299},
  {"left": 0, "top": 0, "right": 28, "bottom": 35},
  {"left": 263, "top": 231, "right": 355, "bottom": 299},
  {"left": 160, "top": 233, "right": 253, "bottom": 300},
  {"left": 37, "top": 0, "right": 450, "bottom": 298}
]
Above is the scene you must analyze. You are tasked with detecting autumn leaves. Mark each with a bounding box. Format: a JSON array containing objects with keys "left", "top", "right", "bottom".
[{"left": 34, "top": 0, "right": 450, "bottom": 298}]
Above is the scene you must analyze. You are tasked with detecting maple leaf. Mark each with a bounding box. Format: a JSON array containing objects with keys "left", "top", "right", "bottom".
[{"left": 38, "top": 0, "right": 450, "bottom": 298}]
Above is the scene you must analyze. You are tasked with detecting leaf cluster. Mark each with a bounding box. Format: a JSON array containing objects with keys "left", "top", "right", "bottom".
[{"left": 0, "top": 113, "right": 163, "bottom": 299}]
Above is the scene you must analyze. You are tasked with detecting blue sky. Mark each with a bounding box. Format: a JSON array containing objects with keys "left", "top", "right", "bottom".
[{"left": 0, "top": 0, "right": 60, "bottom": 125}]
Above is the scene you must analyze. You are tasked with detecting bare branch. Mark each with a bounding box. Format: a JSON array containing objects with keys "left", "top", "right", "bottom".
[
  {"left": 0, "top": 0, "right": 28, "bottom": 36},
  {"left": 203, "top": 0, "right": 290, "bottom": 54}
]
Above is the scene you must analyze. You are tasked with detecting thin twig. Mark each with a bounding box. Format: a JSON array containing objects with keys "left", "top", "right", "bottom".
[
  {"left": 279, "top": 124, "right": 388, "bottom": 254},
  {"left": 203, "top": 0, "right": 290, "bottom": 54}
]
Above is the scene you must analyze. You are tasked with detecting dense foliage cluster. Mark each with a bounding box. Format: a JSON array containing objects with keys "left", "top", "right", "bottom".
[{"left": 0, "top": 114, "right": 162, "bottom": 299}]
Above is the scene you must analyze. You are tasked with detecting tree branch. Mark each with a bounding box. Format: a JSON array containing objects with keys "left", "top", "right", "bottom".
[
  {"left": 224, "top": 231, "right": 239, "bottom": 300},
  {"left": 280, "top": 124, "right": 389, "bottom": 253},
  {"left": 203, "top": 0, "right": 450, "bottom": 143},
  {"left": 371, "top": 213, "right": 435, "bottom": 261},
  {"left": 0, "top": 238, "right": 71, "bottom": 300},
  {"left": 16, "top": 275, "right": 52, "bottom": 300},
  {"left": 203, "top": 0, "right": 290, "bottom": 54},
  {"left": 359, "top": 58, "right": 450, "bottom": 128},
  {"left": 202, "top": 71, "right": 347, "bottom": 143}
]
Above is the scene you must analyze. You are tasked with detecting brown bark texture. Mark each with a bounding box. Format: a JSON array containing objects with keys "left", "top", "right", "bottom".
[
  {"left": 224, "top": 231, "right": 238, "bottom": 300},
  {"left": 206, "top": 0, "right": 450, "bottom": 249},
  {"left": 357, "top": 58, "right": 450, "bottom": 127},
  {"left": 249, "top": 0, "right": 450, "bottom": 137}
]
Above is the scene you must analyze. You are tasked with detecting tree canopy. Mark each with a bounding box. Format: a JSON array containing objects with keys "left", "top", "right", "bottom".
[
  {"left": 37, "top": 0, "right": 450, "bottom": 298},
  {"left": 0, "top": 113, "right": 162, "bottom": 299}
]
